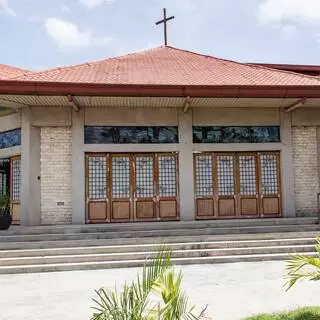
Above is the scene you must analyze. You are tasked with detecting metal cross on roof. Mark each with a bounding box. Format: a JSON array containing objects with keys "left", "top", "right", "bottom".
[{"left": 155, "top": 8, "right": 175, "bottom": 46}]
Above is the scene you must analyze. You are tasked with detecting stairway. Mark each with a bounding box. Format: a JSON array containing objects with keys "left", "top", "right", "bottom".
[{"left": 0, "top": 217, "right": 319, "bottom": 274}]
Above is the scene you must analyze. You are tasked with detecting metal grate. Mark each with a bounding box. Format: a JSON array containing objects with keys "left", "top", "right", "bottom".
[
  {"left": 0, "top": 171, "right": 7, "bottom": 196},
  {"left": 88, "top": 156, "right": 107, "bottom": 200},
  {"left": 239, "top": 155, "right": 257, "bottom": 195},
  {"left": 260, "top": 154, "right": 278, "bottom": 195},
  {"left": 217, "top": 155, "right": 234, "bottom": 196},
  {"left": 195, "top": 155, "right": 213, "bottom": 197},
  {"left": 136, "top": 156, "right": 154, "bottom": 198},
  {"left": 158, "top": 156, "right": 177, "bottom": 197},
  {"left": 112, "top": 157, "right": 130, "bottom": 198},
  {"left": 11, "top": 159, "right": 21, "bottom": 201}
]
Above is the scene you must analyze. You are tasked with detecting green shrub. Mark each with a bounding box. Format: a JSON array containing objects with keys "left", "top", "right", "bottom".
[{"left": 242, "top": 306, "right": 320, "bottom": 320}]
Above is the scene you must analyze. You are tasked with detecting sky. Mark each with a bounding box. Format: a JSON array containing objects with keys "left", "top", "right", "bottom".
[{"left": 1, "top": 0, "right": 320, "bottom": 70}]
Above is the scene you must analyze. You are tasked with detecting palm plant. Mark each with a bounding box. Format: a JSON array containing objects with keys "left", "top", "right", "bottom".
[
  {"left": 285, "top": 237, "right": 320, "bottom": 291},
  {"left": 92, "top": 246, "right": 207, "bottom": 320}
]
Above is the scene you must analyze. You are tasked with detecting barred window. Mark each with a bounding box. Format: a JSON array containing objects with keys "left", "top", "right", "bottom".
[
  {"left": 158, "top": 156, "right": 177, "bottom": 197},
  {"left": 260, "top": 154, "right": 279, "bottom": 195},
  {"left": 217, "top": 155, "right": 234, "bottom": 196},
  {"left": 195, "top": 155, "right": 213, "bottom": 197},
  {"left": 112, "top": 157, "right": 130, "bottom": 198},
  {"left": 239, "top": 155, "right": 257, "bottom": 195},
  {"left": 11, "top": 158, "right": 21, "bottom": 201},
  {"left": 87, "top": 156, "right": 107, "bottom": 200},
  {"left": 136, "top": 156, "right": 154, "bottom": 198}
]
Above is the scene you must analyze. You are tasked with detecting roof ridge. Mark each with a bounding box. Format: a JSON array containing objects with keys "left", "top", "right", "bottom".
[{"left": 165, "top": 46, "right": 320, "bottom": 82}]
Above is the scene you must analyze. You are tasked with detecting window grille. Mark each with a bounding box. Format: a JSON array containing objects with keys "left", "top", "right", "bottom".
[
  {"left": 11, "top": 158, "right": 21, "bottom": 201},
  {"left": 87, "top": 156, "right": 107, "bottom": 200},
  {"left": 195, "top": 155, "right": 213, "bottom": 197},
  {"left": 158, "top": 156, "right": 177, "bottom": 197},
  {"left": 239, "top": 155, "right": 257, "bottom": 195},
  {"left": 217, "top": 155, "right": 234, "bottom": 196},
  {"left": 112, "top": 157, "right": 130, "bottom": 198},
  {"left": 136, "top": 157, "right": 154, "bottom": 198},
  {"left": 260, "top": 154, "right": 278, "bottom": 195}
]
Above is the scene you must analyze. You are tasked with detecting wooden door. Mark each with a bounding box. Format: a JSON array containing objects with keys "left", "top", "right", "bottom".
[
  {"left": 86, "top": 154, "right": 109, "bottom": 223},
  {"left": 134, "top": 154, "right": 156, "bottom": 220},
  {"left": 110, "top": 154, "right": 132, "bottom": 222},
  {"left": 216, "top": 154, "right": 237, "bottom": 217},
  {"left": 194, "top": 153, "right": 214, "bottom": 218},
  {"left": 10, "top": 156, "right": 21, "bottom": 225},
  {"left": 238, "top": 153, "right": 259, "bottom": 217},
  {"left": 259, "top": 152, "right": 281, "bottom": 217},
  {"left": 156, "top": 154, "right": 179, "bottom": 220}
]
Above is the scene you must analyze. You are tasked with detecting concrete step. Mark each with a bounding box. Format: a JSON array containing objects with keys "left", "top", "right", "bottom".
[
  {"left": 0, "top": 252, "right": 316, "bottom": 274},
  {"left": 0, "top": 238, "right": 316, "bottom": 258},
  {"left": 2, "top": 217, "right": 318, "bottom": 236},
  {"left": 0, "top": 231, "right": 319, "bottom": 250},
  {"left": 0, "top": 244, "right": 315, "bottom": 266},
  {"left": 0, "top": 224, "right": 319, "bottom": 243}
]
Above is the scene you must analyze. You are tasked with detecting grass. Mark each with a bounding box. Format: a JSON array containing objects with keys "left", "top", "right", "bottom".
[{"left": 241, "top": 307, "right": 320, "bottom": 320}]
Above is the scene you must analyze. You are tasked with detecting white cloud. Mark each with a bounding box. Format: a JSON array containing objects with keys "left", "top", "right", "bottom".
[
  {"left": 258, "top": 0, "right": 320, "bottom": 25},
  {"left": 0, "top": 0, "right": 16, "bottom": 16},
  {"left": 60, "top": 4, "right": 70, "bottom": 12},
  {"left": 44, "top": 18, "right": 112, "bottom": 50},
  {"left": 79, "top": 0, "right": 113, "bottom": 9}
]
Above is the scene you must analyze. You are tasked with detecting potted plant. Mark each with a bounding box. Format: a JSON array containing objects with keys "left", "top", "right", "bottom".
[{"left": 0, "top": 194, "right": 12, "bottom": 230}]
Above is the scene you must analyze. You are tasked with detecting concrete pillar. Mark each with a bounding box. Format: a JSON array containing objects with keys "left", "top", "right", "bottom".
[
  {"left": 178, "top": 108, "right": 195, "bottom": 221},
  {"left": 72, "top": 108, "right": 85, "bottom": 224},
  {"left": 280, "top": 109, "right": 296, "bottom": 217},
  {"left": 21, "top": 107, "right": 41, "bottom": 226}
]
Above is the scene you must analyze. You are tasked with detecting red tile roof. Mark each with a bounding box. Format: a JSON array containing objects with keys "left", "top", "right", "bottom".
[
  {"left": 0, "top": 64, "right": 30, "bottom": 80},
  {"left": 15, "top": 46, "right": 320, "bottom": 86}
]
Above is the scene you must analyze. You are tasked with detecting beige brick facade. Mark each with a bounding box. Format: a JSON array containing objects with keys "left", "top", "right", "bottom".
[
  {"left": 292, "top": 126, "right": 319, "bottom": 216},
  {"left": 40, "top": 127, "right": 72, "bottom": 224}
]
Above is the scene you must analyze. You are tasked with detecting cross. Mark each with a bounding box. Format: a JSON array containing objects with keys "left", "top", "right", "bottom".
[{"left": 155, "top": 8, "right": 175, "bottom": 46}]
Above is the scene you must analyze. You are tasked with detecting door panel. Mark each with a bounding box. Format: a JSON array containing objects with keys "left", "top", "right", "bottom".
[
  {"left": 157, "top": 154, "right": 179, "bottom": 220},
  {"left": 86, "top": 154, "right": 108, "bottom": 223},
  {"left": 194, "top": 154, "right": 214, "bottom": 218},
  {"left": 110, "top": 155, "right": 132, "bottom": 222},
  {"left": 135, "top": 155, "right": 156, "bottom": 220},
  {"left": 238, "top": 154, "right": 259, "bottom": 217},
  {"left": 259, "top": 153, "right": 281, "bottom": 217},
  {"left": 216, "top": 154, "right": 236, "bottom": 217}
]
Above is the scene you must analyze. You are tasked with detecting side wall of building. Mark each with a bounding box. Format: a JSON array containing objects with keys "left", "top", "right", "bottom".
[
  {"left": 291, "top": 108, "right": 320, "bottom": 216},
  {"left": 40, "top": 127, "right": 72, "bottom": 224}
]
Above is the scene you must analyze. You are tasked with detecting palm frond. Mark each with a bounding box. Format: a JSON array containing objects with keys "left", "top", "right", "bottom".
[{"left": 285, "top": 237, "right": 320, "bottom": 291}]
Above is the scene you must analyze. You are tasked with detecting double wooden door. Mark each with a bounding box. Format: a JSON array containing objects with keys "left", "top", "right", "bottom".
[
  {"left": 86, "top": 153, "right": 179, "bottom": 223},
  {"left": 195, "top": 152, "right": 281, "bottom": 219}
]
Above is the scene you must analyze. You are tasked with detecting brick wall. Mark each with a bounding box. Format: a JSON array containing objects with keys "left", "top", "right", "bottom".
[
  {"left": 40, "top": 127, "right": 72, "bottom": 224},
  {"left": 292, "top": 127, "right": 319, "bottom": 216}
]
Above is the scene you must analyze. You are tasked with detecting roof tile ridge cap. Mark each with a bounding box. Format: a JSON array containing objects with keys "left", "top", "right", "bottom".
[{"left": 240, "top": 61, "right": 320, "bottom": 82}]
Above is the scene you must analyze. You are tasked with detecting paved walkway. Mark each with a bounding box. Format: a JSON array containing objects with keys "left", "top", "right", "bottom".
[{"left": 0, "top": 261, "right": 319, "bottom": 320}]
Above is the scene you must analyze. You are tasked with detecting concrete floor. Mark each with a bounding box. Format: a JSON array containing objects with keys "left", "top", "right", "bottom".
[{"left": 0, "top": 261, "right": 319, "bottom": 320}]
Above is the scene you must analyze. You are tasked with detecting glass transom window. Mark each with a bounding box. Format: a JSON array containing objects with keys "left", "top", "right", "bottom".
[{"left": 193, "top": 126, "right": 280, "bottom": 143}]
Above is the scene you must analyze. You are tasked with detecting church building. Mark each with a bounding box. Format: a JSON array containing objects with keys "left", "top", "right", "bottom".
[{"left": 0, "top": 46, "right": 320, "bottom": 226}]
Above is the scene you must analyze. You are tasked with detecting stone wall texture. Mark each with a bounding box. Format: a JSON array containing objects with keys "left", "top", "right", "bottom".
[
  {"left": 40, "top": 127, "right": 72, "bottom": 224},
  {"left": 292, "top": 126, "right": 319, "bottom": 216}
]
